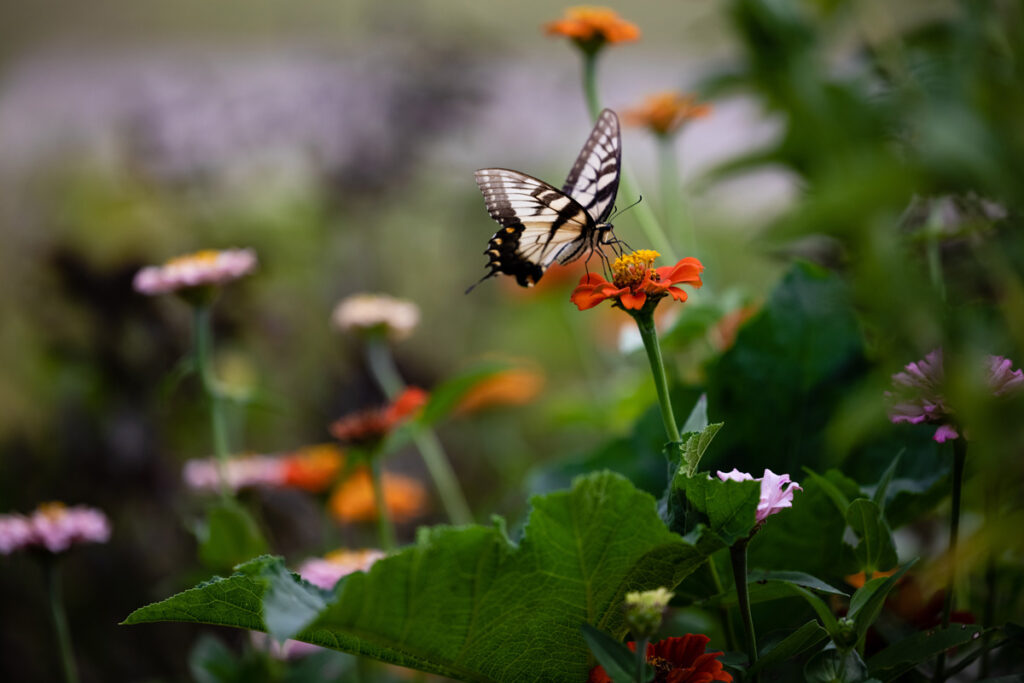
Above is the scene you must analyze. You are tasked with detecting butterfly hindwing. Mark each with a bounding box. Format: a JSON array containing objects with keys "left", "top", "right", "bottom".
[
  {"left": 472, "top": 109, "right": 621, "bottom": 289},
  {"left": 562, "top": 108, "right": 621, "bottom": 224},
  {"left": 474, "top": 168, "right": 594, "bottom": 287}
]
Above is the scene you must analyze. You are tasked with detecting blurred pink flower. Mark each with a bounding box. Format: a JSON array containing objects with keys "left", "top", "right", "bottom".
[
  {"left": 183, "top": 454, "right": 285, "bottom": 493},
  {"left": 0, "top": 503, "right": 111, "bottom": 554},
  {"left": 0, "top": 514, "right": 34, "bottom": 554},
  {"left": 133, "top": 248, "right": 257, "bottom": 296},
  {"left": 717, "top": 468, "right": 802, "bottom": 523},
  {"left": 886, "top": 349, "right": 1024, "bottom": 442}
]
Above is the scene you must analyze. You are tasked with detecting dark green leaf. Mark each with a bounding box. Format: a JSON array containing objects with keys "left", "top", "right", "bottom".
[
  {"left": 870, "top": 452, "right": 901, "bottom": 513},
  {"left": 867, "top": 625, "right": 983, "bottom": 680},
  {"left": 749, "top": 620, "right": 829, "bottom": 675},
  {"left": 748, "top": 570, "right": 848, "bottom": 596},
  {"left": 802, "top": 468, "right": 853, "bottom": 516},
  {"left": 195, "top": 499, "right": 268, "bottom": 571},
  {"left": 681, "top": 475, "right": 759, "bottom": 545},
  {"left": 581, "top": 624, "right": 641, "bottom": 683},
  {"left": 849, "top": 561, "right": 915, "bottom": 643},
  {"left": 846, "top": 499, "right": 898, "bottom": 574},
  {"left": 804, "top": 647, "right": 871, "bottom": 683},
  {"left": 126, "top": 472, "right": 706, "bottom": 683},
  {"left": 258, "top": 563, "right": 331, "bottom": 642}
]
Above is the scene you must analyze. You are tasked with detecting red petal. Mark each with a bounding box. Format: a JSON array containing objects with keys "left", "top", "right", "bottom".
[
  {"left": 576, "top": 272, "right": 610, "bottom": 287},
  {"left": 619, "top": 289, "right": 648, "bottom": 310},
  {"left": 657, "top": 257, "right": 704, "bottom": 286},
  {"left": 571, "top": 283, "right": 621, "bottom": 310},
  {"left": 667, "top": 286, "right": 689, "bottom": 302}
]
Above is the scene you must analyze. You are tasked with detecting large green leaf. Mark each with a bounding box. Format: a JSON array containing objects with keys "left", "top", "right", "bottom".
[{"left": 125, "top": 472, "right": 705, "bottom": 683}]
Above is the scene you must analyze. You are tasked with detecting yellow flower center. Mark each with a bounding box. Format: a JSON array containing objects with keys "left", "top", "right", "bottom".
[
  {"left": 611, "top": 249, "right": 659, "bottom": 288},
  {"left": 165, "top": 250, "right": 220, "bottom": 267}
]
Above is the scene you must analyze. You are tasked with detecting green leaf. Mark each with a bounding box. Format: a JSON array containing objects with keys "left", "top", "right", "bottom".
[
  {"left": 258, "top": 563, "right": 331, "bottom": 642},
  {"left": 580, "top": 624, "right": 641, "bottom": 683},
  {"left": 849, "top": 561, "right": 915, "bottom": 643},
  {"left": 749, "top": 620, "right": 829, "bottom": 675},
  {"left": 195, "top": 499, "right": 268, "bottom": 571},
  {"left": 804, "top": 647, "right": 871, "bottom": 683},
  {"left": 802, "top": 468, "right": 853, "bottom": 516},
  {"left": 867, "top": 625, "right": 983, "bottom": 681},
  {"left": 418, "top": 361, "right": 511, "bottom": 426},
  {"left": 845, "top": 499, "right": 897, "bottom": 574},
  {"left": 776, "top": 583, "right": 841, "bottom": 641},
  {"left": 676, "top": 423, "right": 724, "bottom": 478},
  {"left": 680, "top": 394, "right": 709, "bottom": 435},
  {"left": 748, "top": 570, "right": 848, "bottom": 596},
  {"left": 681, "top": 475, "right": 759, "bottom": 544},
  {"left": 126, "top": 472, "right": 705, "bottom": 683},
  {"left": 870, "top": 452, "right": 901, "bottom": 512}
]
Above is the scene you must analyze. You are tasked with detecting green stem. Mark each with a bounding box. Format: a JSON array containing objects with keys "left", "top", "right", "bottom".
[
  {"left": 194, "top": 305, "right": 231, "bottom": 498},
  {"left": 934, "top": 437, "right": 967, "bottom": 683},
  {"left": 730, "top": 539, "right": 758, "bottom": 678},
  {"left": 633, "top": 310, "right": 681, "bottom": 444},
  {"left": 579, "top": 51, "right": 677, "bottom": 261},
  {"left": 46, "top": 560, "right": 79, "bottom": 683},
  {"left": 634, "top": 636, "right": 649, "bottom": 683},
  {"left": 708, "top": 555, "right": 738, "bottom": 652},
  {"left": 369, "top": 456, "right": 396, "bottom": 551},
  {"left": 364, "top": 338, "right": 473, "bottom": 525},
  {"left": 657, "top": 136, "right": 695, "bottom": 255}
]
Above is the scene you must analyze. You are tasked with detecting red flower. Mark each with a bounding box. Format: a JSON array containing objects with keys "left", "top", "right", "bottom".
[
  {"left": 588, "top": 635, "right": 732, "bottom": 683},
  {"left": 329, "top": 387, "right": 429, "bottom": 446},
  {"left": 571, "top": 250, "right": 703, "bottom": 312}
]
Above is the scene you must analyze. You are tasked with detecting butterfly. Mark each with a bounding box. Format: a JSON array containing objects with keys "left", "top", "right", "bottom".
[{"left": 470, "top": 108, "right": 622, "bottom": 290}]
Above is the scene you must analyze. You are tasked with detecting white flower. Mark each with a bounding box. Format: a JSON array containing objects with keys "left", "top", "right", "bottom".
[{"left": 331, "top": 293, "right": 420, "bottom": 340}]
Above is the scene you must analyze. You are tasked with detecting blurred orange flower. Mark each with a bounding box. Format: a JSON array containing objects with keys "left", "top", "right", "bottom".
[
  {"left": 455, "top": 369, "right": 545, "bottom": 415},
  {"left": 329, "top": 387, "right": 429, "bottom": 446},
  {"left": 624, "top": 91, "right": 712, "bottom": 137},
  {"left": 328, "top": 467, "right": 427, "bottom": 523},
  {"left": 710, "top": 304, "right": 760, "bottom": 352},
  {"left": 281, "top": 444, "right": 345, "bottom": 492},
  {"left": 544, "top": 6, "right": 640, "bottom": 52}
]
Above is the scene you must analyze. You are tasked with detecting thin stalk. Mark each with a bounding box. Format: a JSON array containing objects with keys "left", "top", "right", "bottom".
[
  {"left": 194, "top": 305, "right": 231, "bottom": 498},
  {"left": 369, "top": 456, "right": 396, "bottom": 551},
  {"left": 46, "top": 560, "right": 79, "bottom": 683},
  {"left": 364, "top": 338, "right": 473, "bottom": 525},
  {"left": 657, "top": 135, "right": 695, "bottom": 255},
  {"left": 632, "top": 311, "right": 681, "bottom": 443},
  {"left": 634, "top": 635, "right": 649, "bottom": 683},
  {"left": 730, "top": 539, "right": 758, "bottom": 679},
  {"left": 933, "top": 437, "right": 967, "bottom": 683},
  {"left": 708, "top": 555, "right": 738, "bottom": 652},
  {"left": 579, "top": 51, "right": 677, "bottom": 261}
]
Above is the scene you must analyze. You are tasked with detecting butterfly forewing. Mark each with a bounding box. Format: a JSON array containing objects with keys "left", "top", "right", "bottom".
[
  {"left": 474, "top": 168, "right": 595, "bottom": 286},
  {"left": 561, "top": 109, "right": 621, "bottom": 224}
]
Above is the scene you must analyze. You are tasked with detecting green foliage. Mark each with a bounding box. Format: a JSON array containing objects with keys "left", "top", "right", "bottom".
[
  {"left": 845, "top": 499, "right": 897, "bottom": 575},
  {"left": 748, "top": 620, "right": 829, "bottom": 676},
  {"left": 867, "top": 625, "right": 984, "bottom": 681},
  {"left": 705, "top": 262, "right": 867, "bottom": 476},
  {"left": 581, "top": 624, "right": 644, "bottom": 683},
  {"left": 126, "top": 472, "right": 706, "bottom": 683},
  {"left": 195, "top": 499, "right": 269, "bottom": 572}
]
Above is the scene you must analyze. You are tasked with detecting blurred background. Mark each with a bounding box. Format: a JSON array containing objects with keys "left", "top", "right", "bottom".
[{"left": 2, "top": 0, "right": 1023, "bottom": 680}]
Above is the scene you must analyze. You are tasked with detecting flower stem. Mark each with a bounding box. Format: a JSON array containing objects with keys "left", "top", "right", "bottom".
[
  {"left": 46, "top": 560, "right": 79, "bottom": 683},
  {"left": 634, "top": 636, "right": 649, "bottom": 683},
  {"left": 729, "top": 538, "right": 759, "bottom": 679},
  {"left": 369, "top": 456, "right": 396, "bottom": 551},
  {"left": 708, "top": 555, "right": 738, "bottom": 652},
  {"left": 194, "top": 305, "right": 231, "bottom": 498},
  {"left": 934, "top": 437, "right": 967, "bottom": 682},
  {"left": 579, "top": 51, "right": 677, "bottom": 261},
  {"left": 657, "top": 135, "right": 695, "bottom": 255},
  {"left": 632, "top": 310, "right": 681, "bottom": 444},
  {"left": 365, "top": 338, "right": 473, "bottom": 525}
]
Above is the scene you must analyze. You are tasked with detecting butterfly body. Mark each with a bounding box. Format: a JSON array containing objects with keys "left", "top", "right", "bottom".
[{"left": 472, "top": 109, "right": 621, "bottom": 289}]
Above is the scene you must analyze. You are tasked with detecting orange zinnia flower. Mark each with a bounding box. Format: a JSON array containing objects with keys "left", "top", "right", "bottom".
[
  {"left": 328, "top": 467, "right": 427, "bottom": 523},
  {"left": 454, "top": 368, "right": 545, "bottom": 415},
  {"left": 329, "top": 387, "right": 429, "bottom": 446},
  {"left": 544, "top": 6, "right": 640, "bottom": 53},
  {"left": 281, "top": 443, "right": 345, "bottom": 492},
  {"left": 624, "top": 91, "right": 712, "bottom": 137},
  {"left": 571, "top": 250, "right": 703, "bottom": 312}
]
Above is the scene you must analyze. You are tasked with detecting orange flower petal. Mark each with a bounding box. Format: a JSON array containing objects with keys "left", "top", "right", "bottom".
[{"left": 618, "top": 290, "right": 648, "bottom": 310}]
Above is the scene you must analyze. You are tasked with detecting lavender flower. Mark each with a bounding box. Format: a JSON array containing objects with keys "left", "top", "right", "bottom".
[
  {"left": 717, "top": 468, "right": 802, "bottom": 523},
  {"left": 133, "top": 248, "right": 257, "bottom": 296},
  {"left": 0, "top": 503, "right": 110, "bottom": 554},
  {"left": 887, "top": 349, "right": 1024, "bottom": 442},
  {"left": 0, "top": 514, "right": 34, "bottom": 554},
  {"left": 182, "top": 454, "right": 285, "bottom": 493}
]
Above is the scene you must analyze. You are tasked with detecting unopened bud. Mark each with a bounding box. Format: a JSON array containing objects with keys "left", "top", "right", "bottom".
[{"left": 624, "top": 587, "right": 674, "bottom": 639}]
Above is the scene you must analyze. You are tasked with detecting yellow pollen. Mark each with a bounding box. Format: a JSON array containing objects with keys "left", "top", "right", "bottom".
[
  {"left": 166, "top": 250, "right": 220, "bottom": 267},
  {"left": 611, "top": 249, "right": 659, "bottom": 288}
]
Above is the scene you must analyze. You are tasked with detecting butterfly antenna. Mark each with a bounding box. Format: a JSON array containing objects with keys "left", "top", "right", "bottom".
[
  {"left": 465, "top": 270, "right": 497, "bottom": 295},
  {"left": 608, "top": 194, "right": 644, "bottom": 223}
]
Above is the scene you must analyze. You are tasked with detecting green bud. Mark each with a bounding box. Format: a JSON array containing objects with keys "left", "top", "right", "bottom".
[{"left": 623, "top": 587, "right": 674, "bottom": 640}]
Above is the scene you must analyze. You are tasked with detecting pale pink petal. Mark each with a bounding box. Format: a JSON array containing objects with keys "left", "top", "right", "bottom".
[
  {"left": 756, "top": 469, "right": 802, "bottom": 522},
  {"left": 716, "top": 468, "right": 754, "bottom": 483},
  {"left": 933, "top": 424, "right": 959, "bottom": 443}
]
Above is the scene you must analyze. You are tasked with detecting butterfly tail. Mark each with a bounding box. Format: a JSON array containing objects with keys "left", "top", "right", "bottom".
[{"left": 465, "top": 269, "right": 499, "bottom": 295}]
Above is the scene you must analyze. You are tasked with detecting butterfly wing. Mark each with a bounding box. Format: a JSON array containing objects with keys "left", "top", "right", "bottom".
[
  {"left": 474, "top": 168, "right": 597, "bottom": 287},
  {"left": 561, "top": 108, "right": 621, "bottom": 224}
]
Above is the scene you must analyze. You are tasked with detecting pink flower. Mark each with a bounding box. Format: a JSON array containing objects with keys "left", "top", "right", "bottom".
[
  {"left": 183, "top": 454, "right": 286, "bottom": 492},
  {"left": 717, "top": 468, "right": 802, "bottom": 523},
  {"left": 0, "top": 514, "right": 34, "bottom": 554},
  {"left": 886, "top": 349, "right": 1024, "bottom": 442},
  {"left": 133, "top": 248, "right": 257, "bottom": 296}
]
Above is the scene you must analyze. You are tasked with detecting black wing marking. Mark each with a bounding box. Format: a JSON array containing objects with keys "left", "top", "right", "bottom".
[
  {"left": 561, "top": 108, "right": 621, "bottom": 224},
  {"left": 474, "top": 168, "right": 596, "bottom": 287}
]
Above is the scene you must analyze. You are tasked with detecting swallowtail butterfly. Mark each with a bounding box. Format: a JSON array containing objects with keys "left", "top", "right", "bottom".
[{"left": 470, "top": 109, "right": 622, "bottom": 290}]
